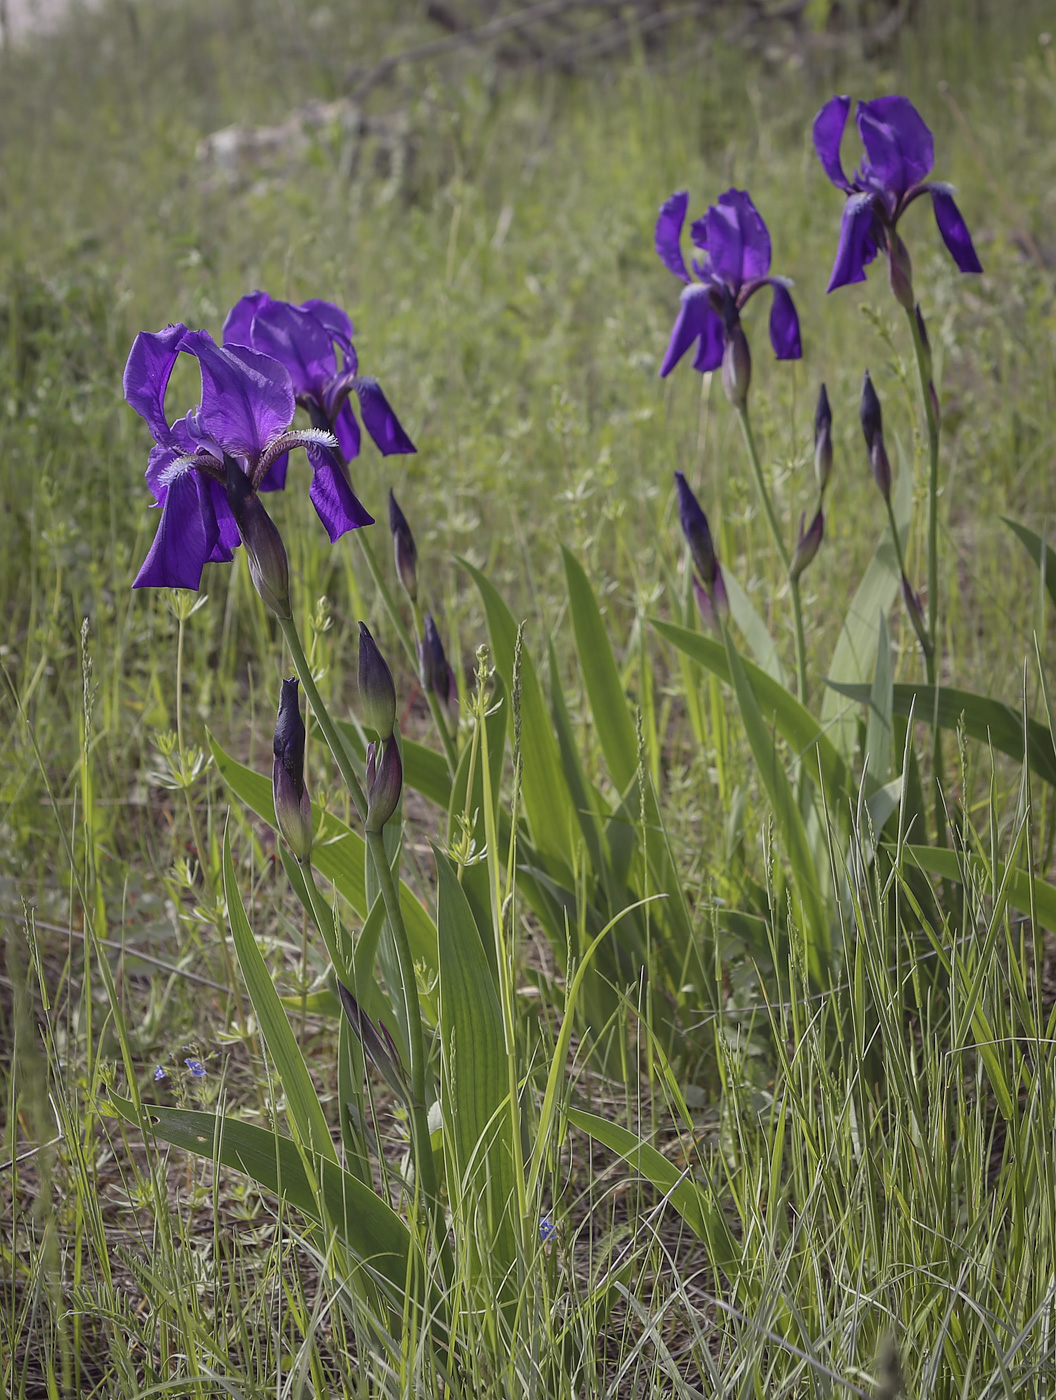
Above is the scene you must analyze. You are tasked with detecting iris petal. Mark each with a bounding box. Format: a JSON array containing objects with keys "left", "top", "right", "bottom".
[
  {"left": 826, "top": 192, "right": 878, "bottom": 292},
  {"left": 767, "top": 281, "right": 802, "bottom": 360},
  {"left": 929, "top": 183, "right": 983, "bottom": 274},
  {"left": 334, "top": 400, "right": 361, "bottom": 462},
  {"left": 353, "top": 378, "right": 417, "bottom": 455},
  {"left": 234, "top": 300, "right": 336, "bottom": 401},
  {"left": 715, "top": 190, "right": 771, "bottom": 283},
  {"left": 301, "top": 299, "right": 355, "bottom": 355},
  {"left": 813, "top": 95, "right": 853, "bottom": 192},
  {"left": 189, "top": 332, "right": 296, "bottom": 461},
  {"left": 655, "top": 191, "right": 690, "bottom": 282},
  {"left": 306, "top": 444, "right": 375, "bottom": 540},
  {"left": 660, "top": 283, "right": 715, "bottom": 377},
  {"left": 690, "top": 307, "right": 724, "bottom": 373},
  {"left": 858, "top": 96, "right": 933, "bottom": 194},
  {"left": 221, "top": 291, "right": 270, "bottom": 352},
  {"left": 133, "top": 469, "right": 218, "bottom": 590},
  {"left": 123, "top": 324, "right": 189, "bottom": 446}
]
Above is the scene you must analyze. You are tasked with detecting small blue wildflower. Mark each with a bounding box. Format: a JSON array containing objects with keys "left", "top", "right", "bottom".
[
  {"left": 184, "top": 1058, "right": 206, "bottom": 1078},
  {"left": 153, "top": 1064, "right": 167, "bottom": 1081},
  {"left": 539, "top": 1216, "right": 556, "bottom": 1243}
]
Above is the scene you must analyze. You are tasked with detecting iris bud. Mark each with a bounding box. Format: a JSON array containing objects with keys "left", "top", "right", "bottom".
[
  {"left": 388, "top": 489, "right": 418, "bottom": 602},
  {"left": 224, "top": 454, "right": 292, "bottom": 619},
  {"left": 814, "top": 383, "right": 833, "bottom": 494},
  {"left": 901, "top": 572, "right": 933, "bottom": 659},
  {"left": 358, "top": 622, "right": 397, "bottom": 741},
  {"left": 720, "top": 288, "right": 751, "bottom": 410},
  {"left": 272, "top": 678, "right": 312, "bottom": 860},
  {"left": 337, "top": 982, "right": 409, "bottom": 1099},
  {"left": 674, "top": 471, "right": 718, "bottom": 590},
  {"left": 422, "top": 613, "right": 459, "bottom": 732},
  {"left": 365, "top": 738, "right": 402, "bottom": 833},
  {"left": 860, "top": 371, "right": 891, "bottom": 501},
  {"left": 789, "top": 509, "right": 824, "bottom": 583}
]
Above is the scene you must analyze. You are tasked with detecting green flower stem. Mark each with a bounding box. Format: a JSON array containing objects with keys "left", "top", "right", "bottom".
[
  {"left": 297, "top": 856, "right": 353, "bottom": 984},
  {"left": 277, "top": 614, "right": 368, "bottom": 823},
  {"left": 365, "top": 828, "right": 448, "bottom": 1267},
  {"left": 354, "top": 530, "right": 459, "bottom": 775},
  {"left": 736, "top": 406, "right": 808, "bottom": 704},
  {"left": 904, "top": 306, "right": 947, "bottom": 847}
]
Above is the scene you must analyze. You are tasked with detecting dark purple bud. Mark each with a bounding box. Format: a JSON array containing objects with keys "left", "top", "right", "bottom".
[
  {"left": 789, "top": 509, "right": 824, "bottom": 583},
  {"left": 365, "top": 737, "right": 402, "bottom": 833},
  {"left": 860, "top": 371, "right": 891, "bottom": 501},
  {"left": 358, "top": 621, "right": 396, "bottom": 741},
  {"left": 336, "top": 982, "right": 409, "bottom": 1098},
  {"left": 272, "top": 677, "right": 312, "bottom": 860},
  {"left": 224, "top": 453, "right": 291, "bottom": 619},
  {"left": 422, "top": 613, "right": 458, "bottom": 731},
  {"left": 901, "top": 572, "right": 933, "bottom": 658},
  {"left": 674, "top": 471, "right": 719, "bottom": 590},
  {"left": 887, "top": 232, "right": 914, "bottom": 311},
  {"left": 388, "top": 489, "right": 418, "bottom": 602},
  {"left": 814, "top": 383, "right": 833, "bottom": 494},
  {"left": 720, "top": 288, "right": 751, "bottom": 409}
]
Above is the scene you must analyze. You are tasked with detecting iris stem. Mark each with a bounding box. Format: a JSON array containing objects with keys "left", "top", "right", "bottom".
[
  {"left": 736, "top": 406, "right": 808, "bottom": 704},
  {"left": 365, "top": 828, "right": 449, "bottom": 1272},
  {"left": 904, "top": 304, "right": 947, "bottom": 848},
  {"left": 277, "top": 614, "right": 369, "bottom": 823}
]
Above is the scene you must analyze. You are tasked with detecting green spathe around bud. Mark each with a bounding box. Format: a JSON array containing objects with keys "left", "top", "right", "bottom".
[
  {"left": 224, "top": 453, "right": 292, "bottom": 619},
  {"left": 365, "top": 737, "right": 402, "bottom": 833},
  {"left": 358, "top": 621, "right": 396, "bottom": 741},
  {"left": 888, "top": 231, "right": 914, "bottom": 311},
  {"left": 789, "top": 509, "right": 824, "bottom": 583},
  {"left": 272, "top": 677, "right": 312, "bottom": 860}
]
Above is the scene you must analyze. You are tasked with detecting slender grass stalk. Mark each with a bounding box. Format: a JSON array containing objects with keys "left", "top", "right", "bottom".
[{"left": 736, "top": 406, "right": 808, "bottom": 703}]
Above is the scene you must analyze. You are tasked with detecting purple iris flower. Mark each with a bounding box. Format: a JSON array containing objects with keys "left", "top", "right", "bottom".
[
  {"left": 222, "top": 292, "right": 416, "bottom": 466},
  {"left": 813, "top": 95, "right": 982, "bottom": 297},
  {"left": 656, "top": 188, "right": 801, "bottom": 378},
  {"left": 126, "top": 324, "right": 373, "bottom": 591}
]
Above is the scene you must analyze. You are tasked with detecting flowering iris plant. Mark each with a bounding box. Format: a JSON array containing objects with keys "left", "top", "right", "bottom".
[
  {"left": 813, "top": 94, "right": 982, "bottom": 302},
  {"left": 222, "top": 292, "right": 416, "bottom": 464},
  {"left": 655, "top": 188, "right": 801, "bottom": 379},
  {"left": 126, "top": 325, "right": 372, "bottom": 591}
]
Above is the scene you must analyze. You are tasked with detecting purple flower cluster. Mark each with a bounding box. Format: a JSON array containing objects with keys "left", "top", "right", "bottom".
[
  {"left": 127, "top": 296, "right": 416, "bottom": 592},
  {"left": 656, "top": 94, "right": 980, "bottom": 380},
  {"left": 813, "top": 94, "right": 981, "bottom": 299}
]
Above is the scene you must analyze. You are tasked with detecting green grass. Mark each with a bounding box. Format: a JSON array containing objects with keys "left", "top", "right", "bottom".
[{"left": 3, "top": 0, "right": 1056, "bottom": 1393}]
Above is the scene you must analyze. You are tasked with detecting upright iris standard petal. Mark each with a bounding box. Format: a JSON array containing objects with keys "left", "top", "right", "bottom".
[
  {"left": 706, "top": 190, "right": 771, "bottom": 287},
  {"left": 928, "top": 185, "right": 983, "bottom": 273},
  {"left": 655, "top": 191, "right": 690, "bottom": 282},
  {"left": 237, "top": 299, "right": 336, "bottom": 400},
  {"left": 813, "top": 95, "right": 853, "bottom": 191},
  {"left": 221, "top": 291, "right": 269, "bottom": 352},
  {"left": 353, "top": 378, "right": 417, "bottom": 455},
  {"left": 124, "top": 324, "right": 189, "bottom": 445},
  {"left": 767, "top": 281, "right": 801, "bottom": 360},
  {"left": 133, "top": 468, "right": 220, "bottom": 591},
  {"left": 306, "top": 443, "right": 374, "bottom": 541},
  {"left": 660, "top": 284, "right": 717, "bottom": 377},
  {"left": 301, "top": 298, "right": 355, "bottom": 355},
  {"left": 656, "top": 187, "right": 798, "bottom": 385},
  {"left": 827, "top": 192, "right": 878, "bottom": 291},
  {"left": 189, "top": 333, "right": 296, "bottom": 462},
  {"left": 857, "top": 96, "right": 934, "bottom": 196}
]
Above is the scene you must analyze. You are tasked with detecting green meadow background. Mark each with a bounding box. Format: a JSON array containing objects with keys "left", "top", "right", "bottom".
[{"left": 2, "top": 0, "right": 1056, "bottom": 1394}]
